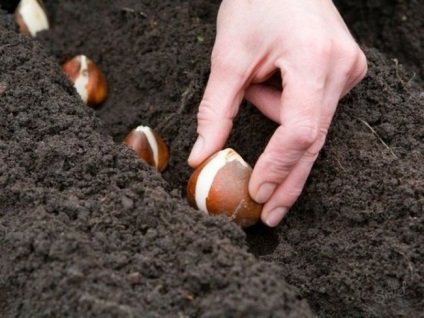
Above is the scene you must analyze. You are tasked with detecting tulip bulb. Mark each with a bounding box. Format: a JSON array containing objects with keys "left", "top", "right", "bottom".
[{"left": 187, "top": 148, "right": 262, "bottom": 227}]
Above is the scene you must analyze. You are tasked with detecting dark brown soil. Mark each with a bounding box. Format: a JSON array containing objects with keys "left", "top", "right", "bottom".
[
  {"left": 334, "top": 0, "right": 424, "bottom": 84},
  {"left": 0, "top": 1, "right": 423, "bottom": 317}
]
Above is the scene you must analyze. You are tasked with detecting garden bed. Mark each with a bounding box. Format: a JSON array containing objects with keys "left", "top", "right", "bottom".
[{"left": 0, "top": 1, "right": 423, "bottom": 317}]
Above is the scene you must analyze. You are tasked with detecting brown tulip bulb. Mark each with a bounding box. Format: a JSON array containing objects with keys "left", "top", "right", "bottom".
[
  {"left": 124, "top": 125, "right": 170, "bottom": 172},
  {"left": 15, "top": 0, "right": 49, "bottom": 37},
  {"left": 62, "top": 55, "right": 107, "bottom": 107},
  {"left": 187, "top": 148, "right": 262, "bottom": 227}
]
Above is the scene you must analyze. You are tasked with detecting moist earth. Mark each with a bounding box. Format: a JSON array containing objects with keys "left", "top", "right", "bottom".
[{"left": 0, "top": 1, "right": 423, "bottom": 317}]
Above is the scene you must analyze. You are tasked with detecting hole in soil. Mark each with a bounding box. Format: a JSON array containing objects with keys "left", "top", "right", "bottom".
[
  {"left": 245, "top": 223, "right": 279, "bottom": 256},
  {"left": 1, "top": 0, "right": 19, "bottom": 13}
]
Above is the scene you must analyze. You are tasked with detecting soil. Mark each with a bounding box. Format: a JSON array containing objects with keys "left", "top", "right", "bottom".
[
  {"left": 334, "top": 0, "right": 424, "bottom": 84},
  {"left": 0, "top": 1, "right": 423, "bottom": 317}
]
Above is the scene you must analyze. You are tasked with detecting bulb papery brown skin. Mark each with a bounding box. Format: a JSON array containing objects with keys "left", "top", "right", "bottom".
[
  {"left": 61, "top": 55, "right": 107, "bottom": 107},
  {"left": 187, "top": 148, "right": 262, "bottom": 228},
  {"left": 15, "top": 0, "right": 49, "bottom": 37},
  {"left": 124, "top": 125, "right": 170, "bottom": 172}
]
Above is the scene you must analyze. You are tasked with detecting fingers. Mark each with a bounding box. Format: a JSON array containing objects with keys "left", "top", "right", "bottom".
[
  {"left": 260, "top": 139, "right": 320, "bottom": 226},
  {"left": 248, "top": 45, "right": 366, "bottom": 227},
  {"left": 244, "top": 84, "right": 281, "bottom": 123},
  {"left": 187, "top": 56, "right": 247, "bottom": 168},
  {"left": 249, "top": 74, "right": 326, "bottom": 205}
]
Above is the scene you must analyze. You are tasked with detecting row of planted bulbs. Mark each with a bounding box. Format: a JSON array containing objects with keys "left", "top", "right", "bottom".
[{"left": 14, "top": 0, "right": 263, "bottom": 227}]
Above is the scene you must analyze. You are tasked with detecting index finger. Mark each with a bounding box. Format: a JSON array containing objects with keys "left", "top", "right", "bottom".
[{"left": 187, "top": 50, "right": 248, "bottom": 168}]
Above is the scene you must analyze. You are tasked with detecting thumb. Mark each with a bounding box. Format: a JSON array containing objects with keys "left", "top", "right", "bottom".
[{"left": 188, "top": 59, "right": 246, "bottom": 167}]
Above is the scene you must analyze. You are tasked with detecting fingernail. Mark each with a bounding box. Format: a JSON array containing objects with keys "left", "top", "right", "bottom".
[
  {"left": 265, "top": 207, "right": 288, "bottom": 227},
  {"left": 188, "top": 135, "right": 205, "bottom": 163},
  {"left": 255, "top": 182, "right": 277, "bottom": 203}
]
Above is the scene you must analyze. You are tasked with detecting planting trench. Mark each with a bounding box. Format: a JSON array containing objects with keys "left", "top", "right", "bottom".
[{"left": 0, "top": 1, "right": 423, "bottom": 317}]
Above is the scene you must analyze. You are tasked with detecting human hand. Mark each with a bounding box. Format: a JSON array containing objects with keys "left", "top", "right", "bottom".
[{"left": 188, "top": 0, "right": 367, "bottom": 227}]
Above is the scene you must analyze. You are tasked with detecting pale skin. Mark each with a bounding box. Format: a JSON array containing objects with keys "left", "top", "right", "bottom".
[{"left": 188, "top": 0, "right": 368, "bottom": 227}]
